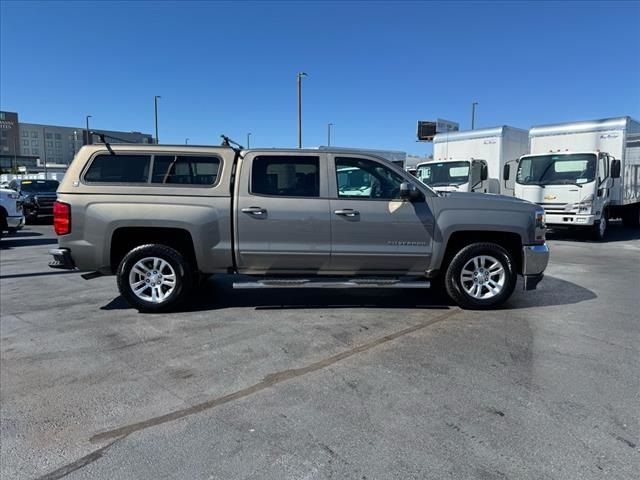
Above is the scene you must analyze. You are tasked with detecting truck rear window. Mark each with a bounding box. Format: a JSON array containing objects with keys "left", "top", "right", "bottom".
[
  {"left": 251, "top": 156, "right": 320, "bottom": 197},
  {"left": 84, "top": 155, "right": 151, "bottom": 183},
  {"left": 84, "top": 154, "right": 221, "bottom": 186}
]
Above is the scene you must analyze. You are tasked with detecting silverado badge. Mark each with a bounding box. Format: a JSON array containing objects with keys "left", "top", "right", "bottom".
[{"left": 544, "top": 194, "right": 557, "bottom": 200}]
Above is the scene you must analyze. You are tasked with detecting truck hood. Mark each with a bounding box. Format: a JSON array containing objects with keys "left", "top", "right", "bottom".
[{"left": 442, "top": 191, "right": 533, "bottom": 206}]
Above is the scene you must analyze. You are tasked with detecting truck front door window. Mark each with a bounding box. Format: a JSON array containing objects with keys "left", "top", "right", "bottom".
[{"left": 335, "top": 157, "right": 403, "bottom": 200}]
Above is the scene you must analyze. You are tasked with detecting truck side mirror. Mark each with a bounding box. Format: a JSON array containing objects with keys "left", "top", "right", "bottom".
[
  {"left": 503, "top": 163, "right": 510, "bottom": 181},
  {"left": 481, "top": 164, "right": 488, "bottom": 181},
  {"left": 399, "top": 182, "right": 423, "bottom": 201},
  {"left": 611, "top": 159, "right": 621, "bottom": 179}
]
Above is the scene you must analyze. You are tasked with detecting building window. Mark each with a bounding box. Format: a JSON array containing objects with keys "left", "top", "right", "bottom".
[
  {"left": 32, "top": 149, "right": 39, "bottom": 155},
  {"left": 46, "top": 140, "right": 53, "bottom": 147},
  {"left": 22, "top": 131, "right": 29, "bottom": 138},
  {"left": 31, "top": 131, "right": 38, "bottom": 138},
  {"left": 45, "top": 132, "right": 53, "bottom": 139},
  {"left": 23, "top": 139, "right": 29, "bottom": 146},
  {"left": 23, "top": 148, "right": 30, "bottom": 155},
  {"left": 31, "top": 140, "right": 38, "bottom": 146},
  {"left": 54, "top": 133, "right": 61, "bottom": 140},
  {"left": 55, "top": 141, "right": 61, "bottom": 148}
]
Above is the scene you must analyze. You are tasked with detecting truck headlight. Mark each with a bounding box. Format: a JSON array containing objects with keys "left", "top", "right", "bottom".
[
  {"left": 564, "top": 194, "right": 593, "bottom": 214},
  {"left": 535, "top": 208, "right": 546, "bottom": 242}
]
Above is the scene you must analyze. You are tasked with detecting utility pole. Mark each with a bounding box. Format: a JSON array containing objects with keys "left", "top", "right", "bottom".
[
  {"left": 247, "top": 132, "right": 251, "bottom": 148},
  {"left": 154, "top": 95, "right": 161, "bottom": 144},
  {"left": 42, "top": 127, "right": 48, "bottom": 178},
  {"left": 185, "top": 138, "right": 189, "bottom": 145},
  {"left": 297, "top": 72, "right": 307, "bottom": 148},
  {"left": 327, "top": 123, "right": 333, "bottom": 146},
  {"left": 85, "top": 115, "right": 92, "bottom": 145},
  {"left": 471, "top": 101, "right": 478, "bottom": 130}
]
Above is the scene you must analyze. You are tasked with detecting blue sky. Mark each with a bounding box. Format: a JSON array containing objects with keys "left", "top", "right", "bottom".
[{"left": 1, "top": 1, "right": 639, "bottom": 156}]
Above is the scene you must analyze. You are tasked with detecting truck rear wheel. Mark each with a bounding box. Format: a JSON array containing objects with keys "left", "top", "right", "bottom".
[
  {"left": 444, "top": 242, "right": 517, "bottom": 309},
  {"left": 117, "top": 244, "right": 193, "bottom": 313}
]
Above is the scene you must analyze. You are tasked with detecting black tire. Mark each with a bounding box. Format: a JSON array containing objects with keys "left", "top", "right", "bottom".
[
  {"left": 0, "top": 213, "right": 6, "bottom": 237},
  {"left": 117, "top": 244, "right": 194, "bottom": 313},
  {"left": 444, "top": 242, "right": 517, "bottom": 310},
  {"left": 590, "top": 214, "right": 608, "bottom": 241}
]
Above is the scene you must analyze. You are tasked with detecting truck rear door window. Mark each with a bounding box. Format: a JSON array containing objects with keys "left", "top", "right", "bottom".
[
  {"left": 151, "top": 155, "right": 220, "bottom": 185},
  {"left": 251, "top": 156, "right": 320, "bottom": 197},
  {"left": 84, "top": 155, "right": 151, "bottom": 183}
]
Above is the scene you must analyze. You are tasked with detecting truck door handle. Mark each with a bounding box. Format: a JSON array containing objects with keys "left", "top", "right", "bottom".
[
  {"left": 242, "top": 207, "right": 266, "bottom": 215},
  {"left": 334, "top": 209, "right": 359, "bottom": 217}
]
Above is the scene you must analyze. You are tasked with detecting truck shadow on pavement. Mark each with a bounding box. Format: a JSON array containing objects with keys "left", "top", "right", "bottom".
[
  {"left": 0, "top": 237, "right": 57, "bottom": 249},
  {"left": 101, "top": 274, "right": 596, "bottom": 313},
  {"left": 546, "top": 223, "right": 640, "bottom": 243}
]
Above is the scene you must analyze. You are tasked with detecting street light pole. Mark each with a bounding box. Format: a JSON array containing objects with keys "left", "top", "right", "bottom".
[
  {"left": 471, "top": 101, "right": 478, "bottom": 130},
  {"left": 327, "top": 123, "right": 333, "bottom": 147},
  {"left": 42, "top": 127, "right": 48, "bottom": 178},
  {"left": 247, "top": 132, "right": 251, "bottom": 149},
  {"left": 85, "top": 115, "right": 92, "bottom": 145},
  {"left": 154, "top": 95, "right": 161, "bottom": 144},
  {"left": 185, "top": 138, "right": 189, "bottom": 145},
  {"left": 297, "top": 72, "right": 307, "bottom": 148}
]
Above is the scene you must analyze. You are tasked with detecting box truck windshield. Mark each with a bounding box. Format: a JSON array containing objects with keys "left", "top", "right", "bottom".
[
  {"left": 517, "top": 153, "right": 597, "bottom": 186},
  {"left": 417, "top": 161, "right": 470, "bottom": 187}
]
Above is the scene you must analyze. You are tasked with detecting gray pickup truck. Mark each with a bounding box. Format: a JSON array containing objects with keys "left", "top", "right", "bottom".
[{"left": 49, "top": 143, "right": 549, "bottom": 312}]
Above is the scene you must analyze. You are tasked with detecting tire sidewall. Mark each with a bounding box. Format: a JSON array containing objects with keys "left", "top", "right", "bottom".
[
  {"left": 445, "top": 243, "right": 517, "bottom": 309},
  {"left": 117, "top": 244, "right": 192, "bottom": 313}
]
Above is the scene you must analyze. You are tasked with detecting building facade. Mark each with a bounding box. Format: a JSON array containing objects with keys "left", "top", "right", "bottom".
[{"left": 0, "top": 111, "right": 153, "bottom": 172}]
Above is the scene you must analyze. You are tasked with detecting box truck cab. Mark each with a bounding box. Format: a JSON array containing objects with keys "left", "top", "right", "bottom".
[
  {"left": 415, "top": 159, "right": 488, "bottom": 193},
  {"left": 426, "top": 126, "right": 528, "bottom": 195},
  {"left": 511, "top": 117, "right": 640, "bottom": 240}
]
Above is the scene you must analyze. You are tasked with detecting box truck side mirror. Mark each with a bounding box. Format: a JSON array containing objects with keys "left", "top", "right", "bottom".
[
  {"left": 611, "top": 159, "right": 621, "bottom": 179},
  {"left": 481, "top": 164, "right": 488, "bottom": 181},
  {"left": 503, "top": 163, "right": 510, "bottom": 181}
]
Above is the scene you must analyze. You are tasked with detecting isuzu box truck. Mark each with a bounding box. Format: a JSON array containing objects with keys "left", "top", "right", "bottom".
[
  {"left": 416, "top": 126, "right": 528, "bottom": 195},
  {"left": 511, "top": 117, "right": 640, "bottom": 240}
]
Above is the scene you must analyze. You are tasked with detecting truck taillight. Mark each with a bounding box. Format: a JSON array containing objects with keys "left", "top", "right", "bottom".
[{"left": 53, "top": 201, "right": 71, "bottom": 235}]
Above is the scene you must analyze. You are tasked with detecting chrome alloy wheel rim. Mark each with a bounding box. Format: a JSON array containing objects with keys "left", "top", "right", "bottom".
[
  {"left": 460, "top": 255, "right": 506, "bottom": 300},
  {"left": 129, "top": 257, "right": 177, "bottom": 303}
]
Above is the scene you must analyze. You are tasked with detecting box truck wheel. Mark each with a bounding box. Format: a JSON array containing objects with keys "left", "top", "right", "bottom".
[
  {"left": 117, "top": 244, "right": 194, "bottom": 313},
  {"left": 444, "top": 242, "right": 517, "bottom": 309},
  {"left": 591, "top": 215, "right": 608, "bottom": 241}
]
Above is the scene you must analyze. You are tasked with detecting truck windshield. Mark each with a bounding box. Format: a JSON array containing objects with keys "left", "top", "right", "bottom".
[
  {"left": 416, "top": 161, "right": 470, "bottom": 187},
  {"left": 19, "top": 180, "right": 59, "bottom": 192},
  {"left": 516, "top": 154, "right": 597, "bottom": 186}
]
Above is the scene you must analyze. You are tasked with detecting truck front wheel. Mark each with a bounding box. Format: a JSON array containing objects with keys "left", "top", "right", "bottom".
[
  {"left": 444, "top": 242, "right": 517, "bottom": 309},
  {"left": 117, "top": 244, "right": 194, "bottom": 313}
]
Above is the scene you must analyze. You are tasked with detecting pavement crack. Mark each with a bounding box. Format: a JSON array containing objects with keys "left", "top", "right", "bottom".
[
  {"left": 34, "top": 439, "right": 120, "bottom": 480},
  {"left": 90, "top": 309, "right": 459, "bottom": 444}
]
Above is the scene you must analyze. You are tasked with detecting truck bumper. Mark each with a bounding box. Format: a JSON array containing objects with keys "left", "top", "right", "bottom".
[
  {"left": 49, "top": 248, "right": 76, "bottom": 270},
  {"left": 546, "top": 213, "right": 595, "bottom": 227},
  {"left": 5, "top": 215, "right": 25, "bottom": 230},
  {"left": 522, "top": 243, "right": 549, "bottom": 290}
]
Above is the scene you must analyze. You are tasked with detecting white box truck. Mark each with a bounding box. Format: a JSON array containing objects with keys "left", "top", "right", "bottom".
[
  {"left": 510, "top": 116, "right": 640, "bottom": 240},
  {"left": 416, "top": 126, "right": 528, "bottom": 195}
]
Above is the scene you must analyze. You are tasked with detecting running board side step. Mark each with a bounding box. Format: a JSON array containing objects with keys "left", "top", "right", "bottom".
[{"left": 233, "top": 278, "right": 430, "bottom": 289}]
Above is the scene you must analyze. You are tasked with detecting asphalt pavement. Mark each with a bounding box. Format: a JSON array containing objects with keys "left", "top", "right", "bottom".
[{"left": 1, "top": 224, "right": 638, "bottom": 480}]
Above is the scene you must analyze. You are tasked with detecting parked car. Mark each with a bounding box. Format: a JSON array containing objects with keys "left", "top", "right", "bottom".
[
  {"left": 0, "top": 187, "right": 25, "bottom": 237},
  {"left": 8, "top": 179, "right": 59, "bottom": 223},
  {"left": 49, "top": 144, "right": 549, "bottom": 312}
]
